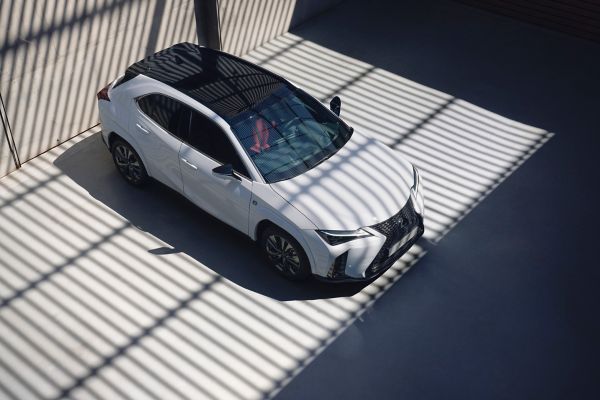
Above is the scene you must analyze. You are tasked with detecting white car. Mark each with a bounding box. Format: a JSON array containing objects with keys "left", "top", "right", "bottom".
[{"left": 97, "top": 43, "right": 424, "bottom": 281}]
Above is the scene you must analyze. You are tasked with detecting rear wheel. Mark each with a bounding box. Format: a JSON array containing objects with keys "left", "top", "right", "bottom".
[
  {"left": 111, "top": 139, "right": 148, "bottom": 186},
  {"left": 260, "top": 226, "right": 311, "bottom": 280}
]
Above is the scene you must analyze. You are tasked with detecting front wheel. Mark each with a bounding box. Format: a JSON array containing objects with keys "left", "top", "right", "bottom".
[
  {"left": 260, "top": 226, "right": 311, "bottom": 280},
  {"left": 111, "top": 139, "right": 148, "bottom": 186}
]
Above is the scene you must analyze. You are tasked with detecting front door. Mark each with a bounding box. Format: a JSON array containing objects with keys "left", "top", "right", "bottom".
[{"left": 179, "top": 109, "right": 252, "bottom": 234}]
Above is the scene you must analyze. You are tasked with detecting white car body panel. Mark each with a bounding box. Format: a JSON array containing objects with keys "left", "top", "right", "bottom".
[
  {"left": 270, "top": 132, "right": 414, "bottom": 230},
  {"left": 248, "top": 183, "right": 317, "bottom": 237},
  {"left": 130, "top": 99, "right": 184, "bottom": 192},
  {"left": 249, "top": 182, "right": 319, "bottom": 269},
  {"left": 180, "top": 142, "right": 253, "bottom": 234},
  {"left": 300, "top": 228, "right": 387, "bottom": 278}
]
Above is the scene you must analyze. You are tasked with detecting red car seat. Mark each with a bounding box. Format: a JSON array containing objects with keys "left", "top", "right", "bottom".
[{"left": 250, "top": 118, "right": 270, "bottom": 153}]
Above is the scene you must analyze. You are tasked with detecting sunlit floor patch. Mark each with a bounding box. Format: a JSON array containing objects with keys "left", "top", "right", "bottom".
[
  {"left": 245, "top": 33, "right": 553, "bottom": 243},
  {"left": 0, "top": 33, "right": 551, "bottom": 400}
]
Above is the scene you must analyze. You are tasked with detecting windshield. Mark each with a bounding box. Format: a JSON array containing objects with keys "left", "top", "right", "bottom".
[{"left": 228, "top": 85, "right": 353, "bottom": 183}]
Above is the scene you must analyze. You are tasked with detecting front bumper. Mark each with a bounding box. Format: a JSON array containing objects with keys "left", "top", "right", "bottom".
[{"left": 305, "top": 197, "right": 424, "bottom": 281}]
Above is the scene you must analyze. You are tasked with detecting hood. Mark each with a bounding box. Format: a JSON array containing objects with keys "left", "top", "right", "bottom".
[{"left": 270, "top": 132, "right": 414, "bottom": 230}]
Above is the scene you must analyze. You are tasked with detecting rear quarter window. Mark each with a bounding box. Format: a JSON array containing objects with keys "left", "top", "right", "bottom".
[{"left": 137, "top": 94, "right": 188, "bottom": 140}]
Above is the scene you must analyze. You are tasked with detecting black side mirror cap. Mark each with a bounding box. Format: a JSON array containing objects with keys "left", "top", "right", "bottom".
[
  {"left": 212, "top": 164, "right": 240, "bottom": 181},
  {"left": 330, "top": 96, "right": 341, "bottom": 116}
]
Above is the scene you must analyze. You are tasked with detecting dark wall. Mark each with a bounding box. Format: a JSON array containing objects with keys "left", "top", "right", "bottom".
[
  {"left": 457, "top": 0, "right": 600, "bottom": 43},
  {"left": 290, "top": 0, "right": 345, "bottom": 28}
]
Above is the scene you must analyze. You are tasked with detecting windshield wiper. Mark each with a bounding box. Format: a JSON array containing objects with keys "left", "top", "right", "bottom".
[{"left": 312, "top": 151, "right": 336, "bottom": 169}]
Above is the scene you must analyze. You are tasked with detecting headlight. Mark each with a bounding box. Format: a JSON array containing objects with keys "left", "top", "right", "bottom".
[{"left": 316, "top": 228, "right": 372, "bottom": 245}]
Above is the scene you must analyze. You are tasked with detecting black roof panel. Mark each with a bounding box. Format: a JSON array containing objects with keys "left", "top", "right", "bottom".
[{"left": 124, "top": 42, "right": 285, "bottom": 120}]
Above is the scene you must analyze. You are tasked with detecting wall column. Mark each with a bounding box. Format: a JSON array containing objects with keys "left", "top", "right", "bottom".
[{"left": 195, "top": 0, "right": 221, "bottom": 49}]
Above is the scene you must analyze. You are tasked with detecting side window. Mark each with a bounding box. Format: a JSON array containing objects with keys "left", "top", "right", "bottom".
[
  {"left": 188, "top": 111, "right": 249, "bottom": 177},
  {"left": 137, "top": 94, "right": 188, "bottom": 140}
]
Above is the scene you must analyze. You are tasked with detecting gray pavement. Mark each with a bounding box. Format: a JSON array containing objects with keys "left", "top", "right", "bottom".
[
  {"left": 0, "top": 0, "right": 598, "bottom": 399},
  {"left": 276, "top": 0, "right": 600, "bottom": 399}
]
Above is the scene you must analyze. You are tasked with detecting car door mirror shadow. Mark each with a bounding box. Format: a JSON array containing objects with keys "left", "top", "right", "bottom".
[{"left": 54, "top": 132, "right": 368, "bottom": 301}]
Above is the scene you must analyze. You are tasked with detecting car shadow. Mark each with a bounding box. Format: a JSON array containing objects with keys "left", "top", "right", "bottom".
[{"left": 53, "top": 132, "right": 368, "bottom": 301}]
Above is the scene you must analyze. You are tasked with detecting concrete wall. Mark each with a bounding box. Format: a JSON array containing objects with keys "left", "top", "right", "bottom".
[
  {"left": 0, "top": 0, "right": 198, "bottom": 177},
  {"left": 0, "top": 127, "right": 9, "bottom": 178},
  {"left": 218, "top": 0, "right": 343, "bottom": 56},
  {"left": 0, "top": 0, "right": 343, "bottom": 178},
  {"left": 1, "top": 96, "right": 19, "bottom": 177}
]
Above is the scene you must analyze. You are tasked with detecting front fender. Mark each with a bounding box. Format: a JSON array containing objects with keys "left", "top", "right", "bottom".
[{"left": 249, "top": 182, "right": 318, "bottom": 272}]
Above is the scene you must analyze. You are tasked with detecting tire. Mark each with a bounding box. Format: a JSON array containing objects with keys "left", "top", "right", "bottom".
[
  {"left": 111, "top": 139, "right": 148, "bottom": 186},
  {"left": 259, "top": 225, "right": 311, "bottom": 280}
]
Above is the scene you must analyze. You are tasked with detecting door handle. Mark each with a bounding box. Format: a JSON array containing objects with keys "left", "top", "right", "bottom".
[
  {"left": 181, "top": 158, "right": 198, "bottom": 170},
  {"left": 136, "top": 123, "right": 149, "bottom": 134}
]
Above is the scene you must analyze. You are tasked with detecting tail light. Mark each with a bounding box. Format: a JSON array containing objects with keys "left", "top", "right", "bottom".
[{"left": 97, "top": 83, "right": 111, "bottom": 101}]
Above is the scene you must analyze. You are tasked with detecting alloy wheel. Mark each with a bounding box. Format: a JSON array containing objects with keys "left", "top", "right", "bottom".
[
  {"left": 265, "top": 234, "right": 301, "bottom": 276},
  {"left": 114, "top": 144, "right": 143, "bottom": 183}
]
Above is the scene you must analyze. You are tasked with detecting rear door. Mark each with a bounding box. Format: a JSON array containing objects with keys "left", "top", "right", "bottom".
[
  {"left": 179, "top": 108, "right": 253, "bottom": 235},
  {"left": 131, "top": 94, "right": 187, "bottom": 192}
]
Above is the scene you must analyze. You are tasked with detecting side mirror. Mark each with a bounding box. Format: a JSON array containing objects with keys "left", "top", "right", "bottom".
[
  {"left": 212, "top": 164, "right": 240, "bottom": 181},
  {"left": 330, "top": 96, "right": 341, "bottom": 116}
]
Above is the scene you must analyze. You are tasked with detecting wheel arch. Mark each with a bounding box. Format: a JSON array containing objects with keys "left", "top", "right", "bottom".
[
  {"left": 254, "top": 219, "right": 276, "bottom": 242},
  {"left": 255, "top": 219, "right": 315, "bottom": 279},
  {"left": 107, "top": 131, "right": 152, "bottom": 178},
  {"left": 253, "top": 218, "right": 317, "bottom": 275},
  {"left": 107, "top": 131, "right": 120, "bottom": 150}
]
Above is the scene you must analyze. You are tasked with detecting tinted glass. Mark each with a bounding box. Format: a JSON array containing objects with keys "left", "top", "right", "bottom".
[
  {"left": 137, "top": 94, "right": 187, "bottom": 140},
  {"left": 187, "top": 110, "right": 249, "bottom": 177},
  {"left": 228, "top": 85, "right": 352, "bottom": 183}
]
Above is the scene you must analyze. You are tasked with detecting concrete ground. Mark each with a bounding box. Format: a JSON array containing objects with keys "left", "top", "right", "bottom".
[
  {"left": 0, "top": 0, "right": 598, "bottom": 399},
  {"left": 277, "top": 0, "right": 600, "bottom": 399}
]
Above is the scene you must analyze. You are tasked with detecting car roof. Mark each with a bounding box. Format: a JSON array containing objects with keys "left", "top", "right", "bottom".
[{"left": 122, "top": 42, "right": 286, "bottom": 120}]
